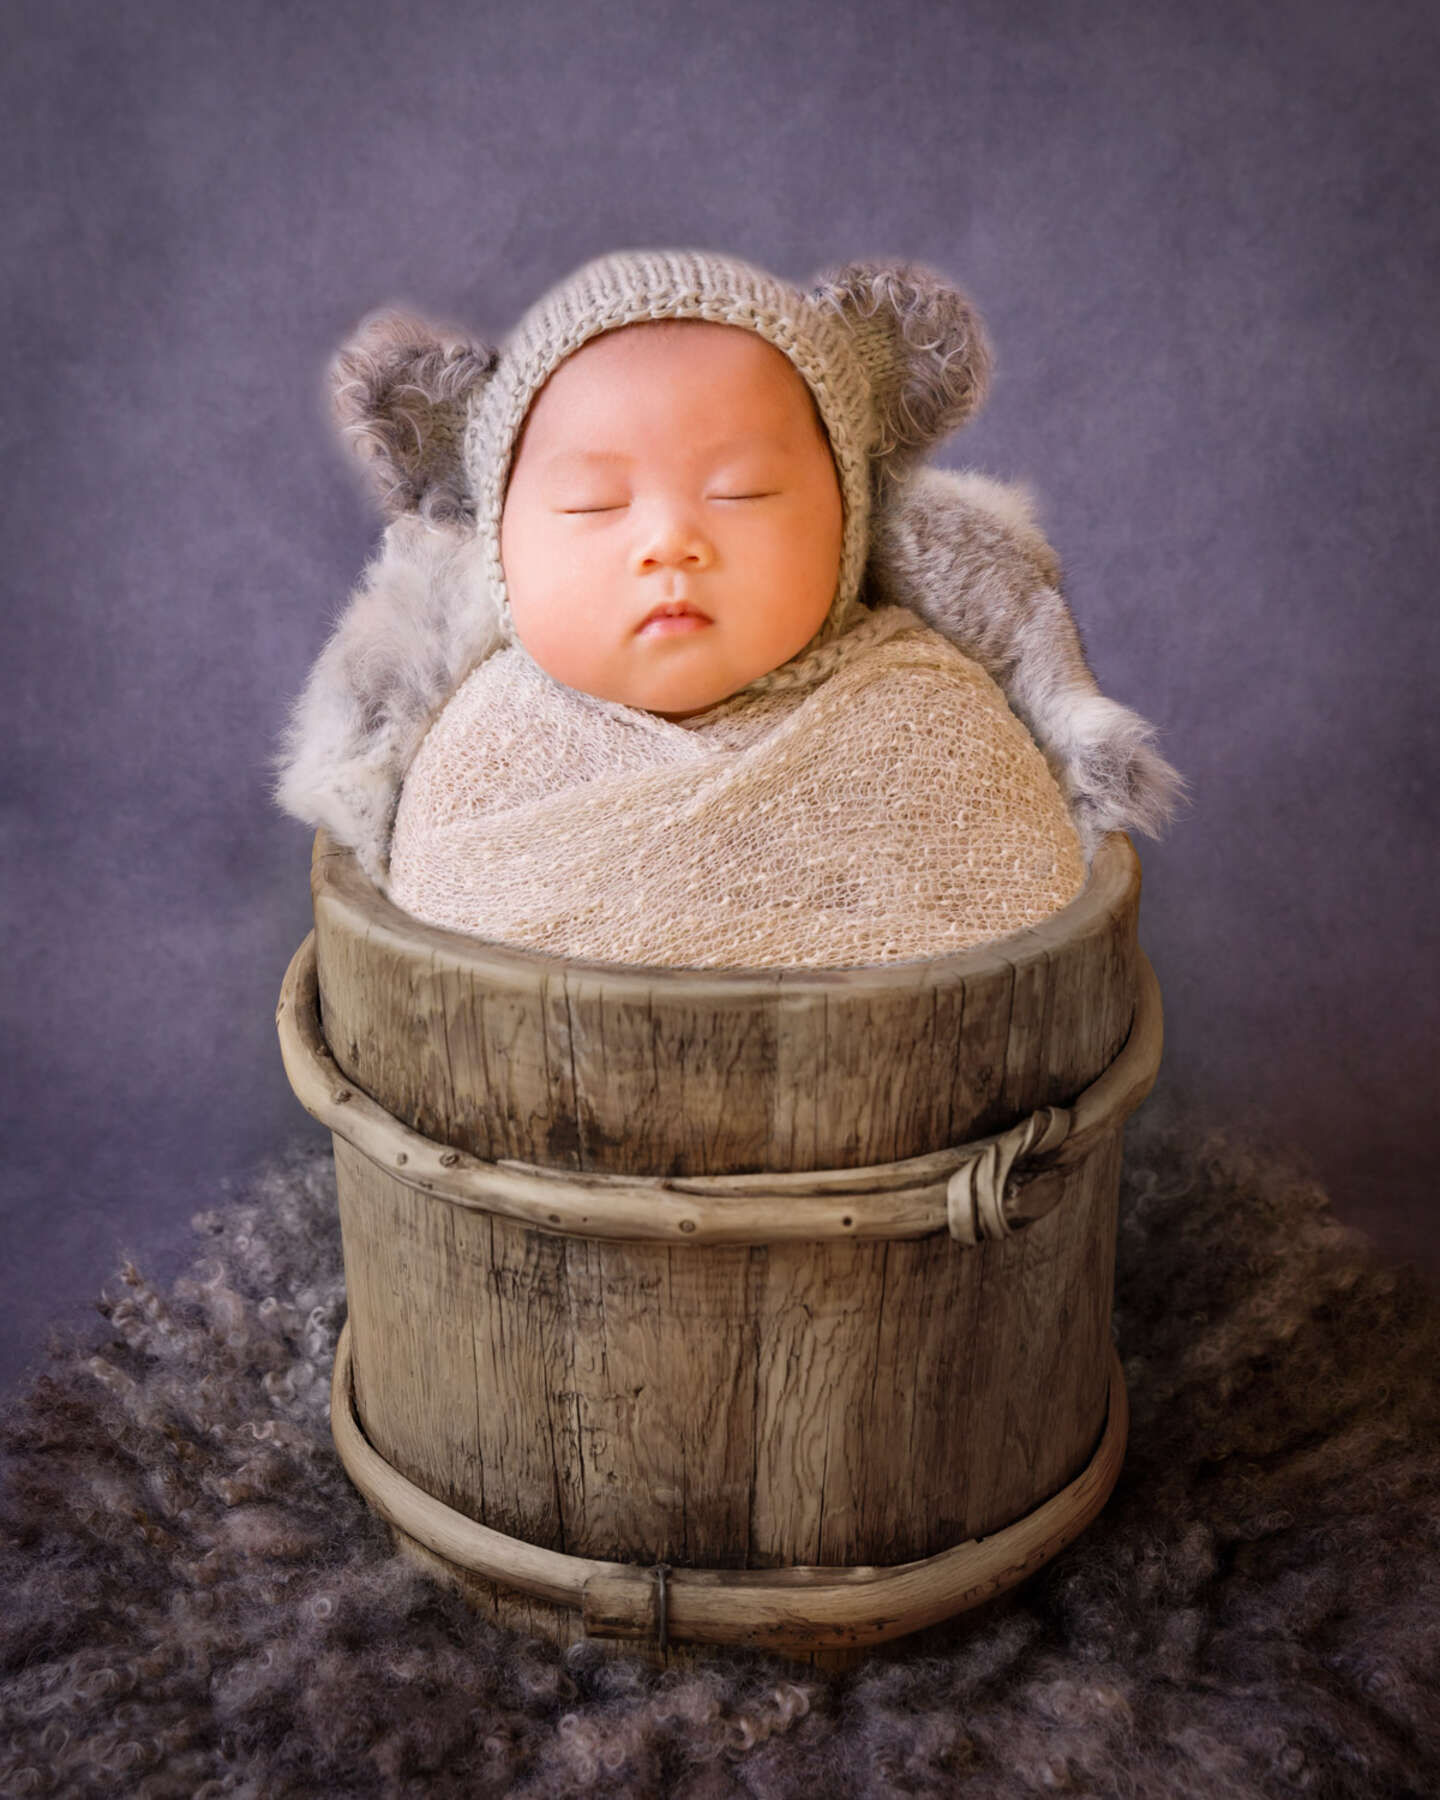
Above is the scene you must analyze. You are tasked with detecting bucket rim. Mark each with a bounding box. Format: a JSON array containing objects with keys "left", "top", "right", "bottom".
[{"left": 312, "top": 829, "right": 1140, "bottom": 999}]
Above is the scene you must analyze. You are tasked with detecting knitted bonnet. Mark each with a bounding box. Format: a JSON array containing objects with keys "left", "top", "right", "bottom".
[{"left": 455, "top": 247, "right": 995, "bottom": 692}]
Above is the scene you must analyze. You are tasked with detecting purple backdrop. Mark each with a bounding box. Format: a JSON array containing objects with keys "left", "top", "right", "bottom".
[{"left": 4, "top": 0, "right": 1437, "bottom": 1391}]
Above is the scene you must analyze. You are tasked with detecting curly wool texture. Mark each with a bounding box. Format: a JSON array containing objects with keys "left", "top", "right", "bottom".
[
  {"left": 3, "top": 1106, "right": 1439, "bottom": 1797},
  {"left": 388, "top": 604, "right": 1086, "bottom": 966}
]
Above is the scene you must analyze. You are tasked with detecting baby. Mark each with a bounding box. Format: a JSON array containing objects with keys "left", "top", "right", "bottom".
[{"left": 277, "top": 249, "right": 1185, "bottom": 968}]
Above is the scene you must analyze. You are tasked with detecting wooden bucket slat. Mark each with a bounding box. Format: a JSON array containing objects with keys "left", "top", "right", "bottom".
[
  {"left": 277, "top": 938, "right": 1162, "bottom": 1244},
  {"left": 282, "top": 830, "right": 1157, "bottom": 1665},
  {"left": 309, "top": 831, "right": 1140, "bottom": 1175},
  {"left": 330, "top": 1321, "right": 1128, "bottom": 1651}
]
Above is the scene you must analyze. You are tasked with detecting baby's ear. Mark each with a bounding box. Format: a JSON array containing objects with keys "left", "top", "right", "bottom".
[
  {"left": 328, "top": 309, "right": 498, "bottom": 527},
  {"left": 808, "top": 261, "right": 993, "bottom": 478}
]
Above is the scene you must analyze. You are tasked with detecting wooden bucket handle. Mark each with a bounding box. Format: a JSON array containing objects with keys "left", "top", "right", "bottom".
[
  {"left": 330, "top": 1320, "right": 1128, "bottom": 1652},
  {"left": 278, "top": 938, "right": 1162, "bottom": 1247}
]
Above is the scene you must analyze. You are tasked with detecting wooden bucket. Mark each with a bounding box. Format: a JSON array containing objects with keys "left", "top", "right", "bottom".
[{"left": 277, "top": 829, "right": 1162, "bottom": 1672}]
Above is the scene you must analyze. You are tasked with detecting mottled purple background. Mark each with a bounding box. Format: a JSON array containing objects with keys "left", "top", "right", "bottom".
[{"left": 3, "top": 0, "right": 1437, "bottom": 1391}]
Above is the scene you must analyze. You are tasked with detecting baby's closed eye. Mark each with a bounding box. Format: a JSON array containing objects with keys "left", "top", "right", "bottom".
[{"left": 558, "top": 490, "right": 780, "bottom": 514}]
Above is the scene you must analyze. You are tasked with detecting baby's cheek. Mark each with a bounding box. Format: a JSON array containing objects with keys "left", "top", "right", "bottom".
[
  {"left": 511, "top": 597, "right": 571, "bottom": 667},
  {"left": 510, "top": 582, "right": 613, "bottom": 691},
  {"left": 507, "top": 519, "right": 600, "bottom": 615}
]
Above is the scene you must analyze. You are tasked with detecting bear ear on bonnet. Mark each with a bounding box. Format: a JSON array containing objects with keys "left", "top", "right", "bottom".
[
  {"left": 328, "top": 310, "right": 498, "bottom": 526},
  {"left": 808, "top": 261, "right": 993, "bottom": 478},
  {"left": 328, "top": 266, "right": 989, "bottom": 521}
]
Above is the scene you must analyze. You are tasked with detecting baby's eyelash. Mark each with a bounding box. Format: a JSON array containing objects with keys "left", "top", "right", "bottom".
[{"left": 560, "top": 492, "right": 779, "bottom": 514}]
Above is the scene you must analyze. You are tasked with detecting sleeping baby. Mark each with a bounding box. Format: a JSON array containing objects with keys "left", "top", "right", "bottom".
[{"left": 277, "top": 249, "right": 1185, "bottom": 969}]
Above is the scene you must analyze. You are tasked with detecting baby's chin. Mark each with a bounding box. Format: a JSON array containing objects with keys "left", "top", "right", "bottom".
[
  {"left": 524, "top": 638, "right": 758, "bottom": 718},
  {"left": 614, "top": 666, "right": 750, "bottom": 720}
]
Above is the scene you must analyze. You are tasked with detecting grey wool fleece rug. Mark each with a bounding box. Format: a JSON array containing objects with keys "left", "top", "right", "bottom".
[{"left": 3, "top": 1101, "right": 1439, "bottom": 1799}]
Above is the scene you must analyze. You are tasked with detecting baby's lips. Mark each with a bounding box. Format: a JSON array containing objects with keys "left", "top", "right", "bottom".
[{"left": 636, "top": 601, "right": 713, "bottom": 631}]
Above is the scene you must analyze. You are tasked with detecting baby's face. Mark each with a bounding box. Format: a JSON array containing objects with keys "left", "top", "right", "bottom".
[{"left": 498, "top": 320, "right": 844, "bottom": 720}]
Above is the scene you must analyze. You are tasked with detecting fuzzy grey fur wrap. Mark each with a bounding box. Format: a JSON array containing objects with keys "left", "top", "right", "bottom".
[
  {"left": 4, "top": 1102, "right": 1439, "bottom": 1797},
  {"left": 274, "top": 263, "right": 1186, "bottom": 891}
]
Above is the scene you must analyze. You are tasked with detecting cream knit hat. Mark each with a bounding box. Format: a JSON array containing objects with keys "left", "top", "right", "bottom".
[{"left": 464, "top": 248, "right": 882, "bottom": 668}]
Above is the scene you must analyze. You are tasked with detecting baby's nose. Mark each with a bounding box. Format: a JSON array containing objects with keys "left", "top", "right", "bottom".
[{"left": 633, "top": 503, "right": 715, "bottom": 571}]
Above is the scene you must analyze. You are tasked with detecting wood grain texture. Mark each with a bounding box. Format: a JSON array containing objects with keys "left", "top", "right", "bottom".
[
  {"left": 331, "top": 1331, "right": 1128, "bottom": 1674},
  {"left": 299, "top": 829, "right": 1148, "bottom": 1665},
  {"left": 311, "top": 830, "right": 1140, "bottom": 1175},
  {"left": 280, "top": 936, "right": 1162, "bottom": 1246},
  {"left": 337, "top": 1135, "right": 1118, "bottom": 1565}
]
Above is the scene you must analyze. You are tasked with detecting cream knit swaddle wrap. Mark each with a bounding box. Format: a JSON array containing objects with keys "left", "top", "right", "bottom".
[{"left": 388, "top": 603, "right": 1085, "bottom": 969}]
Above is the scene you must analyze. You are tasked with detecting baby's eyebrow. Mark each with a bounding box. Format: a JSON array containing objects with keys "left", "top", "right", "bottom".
[
  {"left": 540, "top": 450, "right": 630, "bottom": 473},
  {"left": 541, "top": 437, "right": 784, "bottom": 475}
]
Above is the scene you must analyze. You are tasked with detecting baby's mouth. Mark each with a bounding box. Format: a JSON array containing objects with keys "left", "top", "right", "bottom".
[{"left": 636, "top": 601, "right": 712, "bottom": 636}]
